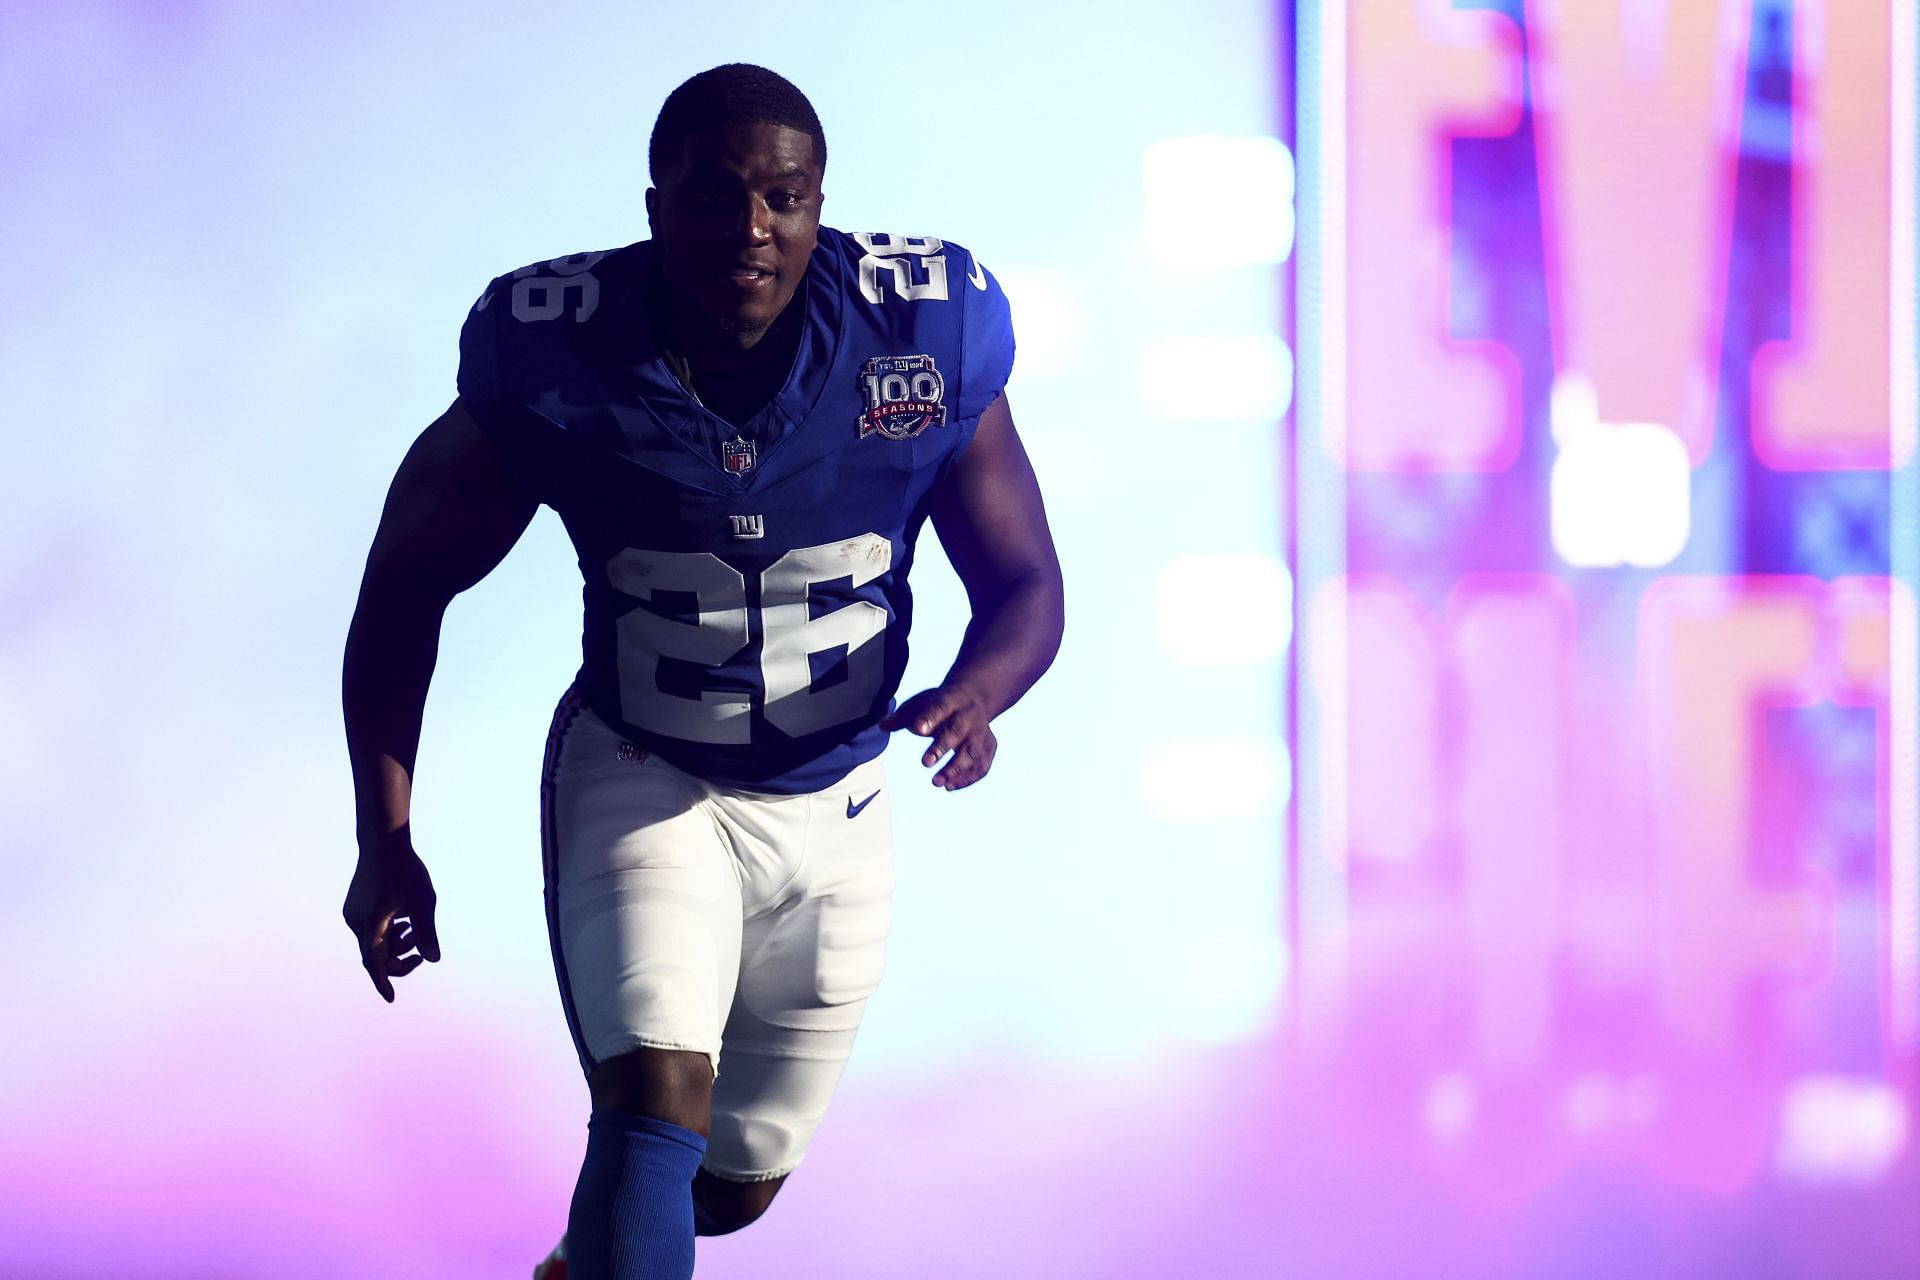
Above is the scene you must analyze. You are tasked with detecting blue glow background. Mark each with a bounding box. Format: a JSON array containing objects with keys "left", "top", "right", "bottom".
[{"left": 1, "top": 4, "right": 1290, "bottom": 1276}]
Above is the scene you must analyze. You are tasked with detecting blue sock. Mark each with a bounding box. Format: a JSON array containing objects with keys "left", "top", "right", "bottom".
[{"left": 566, "top": 1109, "right": 707, "bottom": 1280}]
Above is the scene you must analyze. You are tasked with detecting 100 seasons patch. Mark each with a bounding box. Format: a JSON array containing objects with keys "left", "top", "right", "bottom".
[{"left": 857, "top": 354, "right": 947, "bottom": 441}]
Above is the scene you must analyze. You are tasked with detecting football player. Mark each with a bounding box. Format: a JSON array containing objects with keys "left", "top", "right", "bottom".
[{"left": 340, "top": 63, "right": 1063, "bottom": 1280}]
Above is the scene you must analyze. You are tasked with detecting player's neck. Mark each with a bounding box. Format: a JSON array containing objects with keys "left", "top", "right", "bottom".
[{"left": 657, "top": 280, "right": 802, "bottom": 373}]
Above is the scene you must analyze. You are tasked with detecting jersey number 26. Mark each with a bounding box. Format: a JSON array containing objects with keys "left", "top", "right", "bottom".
[{"left": 607, "top": 533, "right": 892, "bottom": 744}]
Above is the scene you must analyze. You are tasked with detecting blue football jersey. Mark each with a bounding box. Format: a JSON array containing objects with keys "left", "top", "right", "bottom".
[{"left": 456, "top": 227, "right": 1016, "bottom": 793}]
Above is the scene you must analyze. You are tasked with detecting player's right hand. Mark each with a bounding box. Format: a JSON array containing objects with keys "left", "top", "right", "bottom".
[{"left": 342, "top": 829, "right": 441, "bottom": 1003}]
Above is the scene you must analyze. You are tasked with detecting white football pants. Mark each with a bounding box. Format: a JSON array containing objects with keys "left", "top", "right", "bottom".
[{"left": 541, "top": 686, "right": 893, "bottom": 1180}]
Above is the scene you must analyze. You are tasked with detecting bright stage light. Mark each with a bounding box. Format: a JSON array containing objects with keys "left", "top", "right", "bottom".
[
  {"left": 1142, "top": 736, "right": 1291, "bottom": 821},
  {"left": 1550, "top": 416, "right": 1692, "bottom": 569},
  {"left": 1155, "top": 553, "right": 1293, "bottom": 665},
  {"left": 1775, "top": 1075, "right": 1910, "bottom": 1184},
  {"left": 1138, "top": 333, "right": 1294, "bottom": 421},
  {"left": 1142, "top": 135, "right": 1296, "bottom": 267}
]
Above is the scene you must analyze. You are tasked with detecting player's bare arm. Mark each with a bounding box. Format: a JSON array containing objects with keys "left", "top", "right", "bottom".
[
  {"left": 881, "top": 391, "right": 1064, "bottom": 790},
  {"left": 341, "top": 397, "right": 536, "bottom": 1001}
]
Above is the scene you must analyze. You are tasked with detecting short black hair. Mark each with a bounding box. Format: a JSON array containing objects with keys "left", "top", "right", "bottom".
[{"left": 648, "top": 63, "right": 827, "bottom": 183}]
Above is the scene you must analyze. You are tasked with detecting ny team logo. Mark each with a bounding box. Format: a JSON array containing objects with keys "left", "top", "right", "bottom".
[{"left": 857, "top": 354, "right": 947, "bottom": 441}]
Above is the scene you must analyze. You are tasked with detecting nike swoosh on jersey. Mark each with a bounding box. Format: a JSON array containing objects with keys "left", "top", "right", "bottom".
[
  {"left": 967, "top": 255, "right": 987, "bottom": 291},
  {"left": 846, "top": 789, "right": 880, "bottom": 819}
]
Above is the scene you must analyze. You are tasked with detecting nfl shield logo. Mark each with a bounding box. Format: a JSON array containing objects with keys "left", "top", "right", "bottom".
[{"left": 722, "top": 435, "right": 756, "bottom": 475}]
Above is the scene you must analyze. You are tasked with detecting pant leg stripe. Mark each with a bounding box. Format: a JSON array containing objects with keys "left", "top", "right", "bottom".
[{"left": 540, "top": 682, "right": 596, "bottom": 1074}]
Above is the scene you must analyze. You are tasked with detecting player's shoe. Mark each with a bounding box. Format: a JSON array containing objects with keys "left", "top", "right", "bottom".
[{"left": 531, "top": 1236, "right": 567, "bottom": 1280}]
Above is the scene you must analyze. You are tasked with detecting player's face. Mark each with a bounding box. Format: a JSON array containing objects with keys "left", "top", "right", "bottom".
[{"left": 647, "top": 122, "right": 822, "bottom": 341}]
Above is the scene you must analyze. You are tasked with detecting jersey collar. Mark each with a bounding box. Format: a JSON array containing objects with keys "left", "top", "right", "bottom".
[{"left": 601, "top": 237, "right": 846, "bottom": 494}]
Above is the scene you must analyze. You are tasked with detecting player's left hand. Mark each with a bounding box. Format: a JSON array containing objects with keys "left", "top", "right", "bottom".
[
  {"left": 880, "top": 685, "right": 997, "bottom": 790},
  {"left": 342, "top": 829, "right": 441, "bottom": 1003}
]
